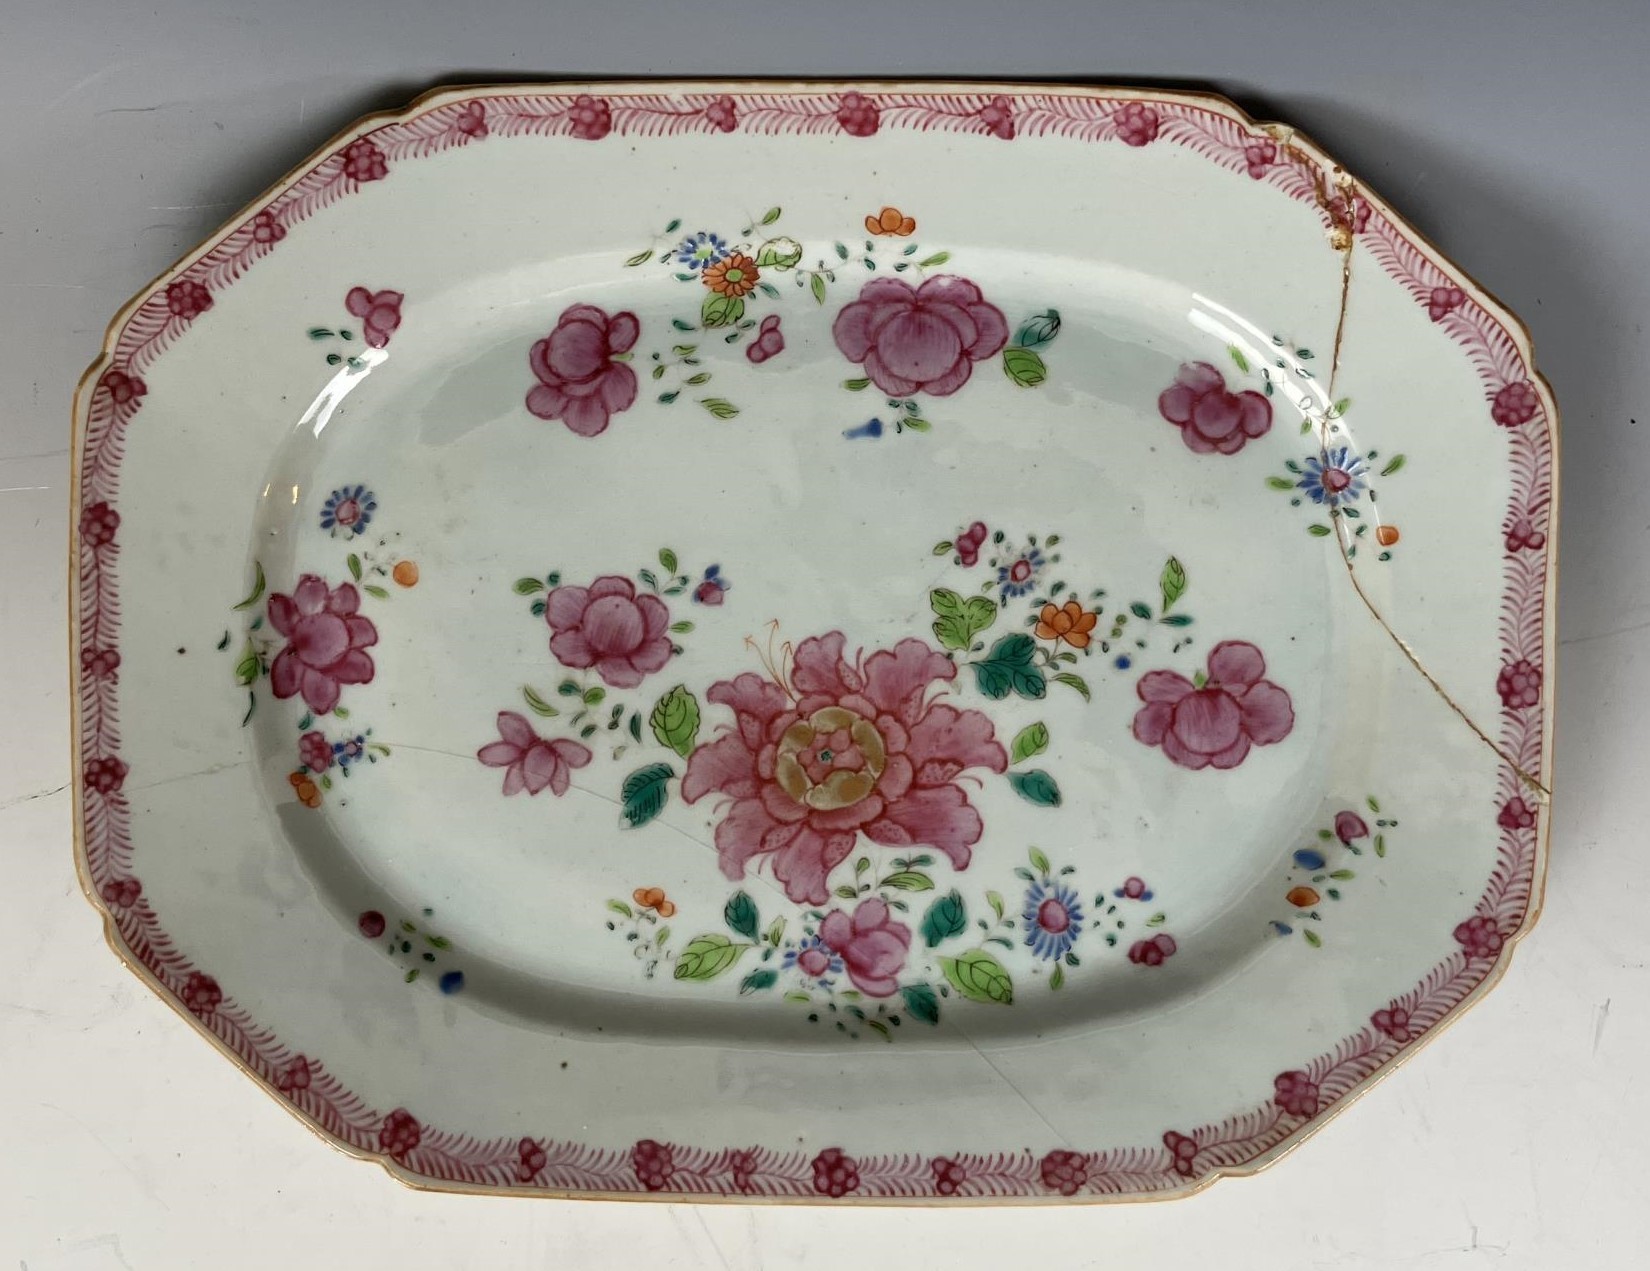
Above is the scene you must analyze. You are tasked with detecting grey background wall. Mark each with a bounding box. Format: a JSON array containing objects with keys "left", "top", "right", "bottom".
[{"left": 3, "top": 2, "right": 1646, "bottom": 1265}]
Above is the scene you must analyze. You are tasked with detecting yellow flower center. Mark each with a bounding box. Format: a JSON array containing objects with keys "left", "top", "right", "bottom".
[{"left": 774, "top": 707, "right": 887, "bottom": 811}]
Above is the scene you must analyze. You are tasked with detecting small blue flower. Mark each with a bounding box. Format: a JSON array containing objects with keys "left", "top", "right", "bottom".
[
  {"left": 1296, "top": 447, "right": 1368, "bottom": 507},
  {"left": 674, "top": 231, "right": 730, "bottom": 272},
  {"left": 333, "top": 734, "right": 368, "bottom": 768},
  {"left": 1114, "top": 655, "right": 1132, "bottom": 670},
  {"left": 997, "top": 546, "right": 1046, "bottom": 599},
  {"left": 321, "top": 484, "right": 376, "bottom": 536},
  {"left": 1023, "top": 877, "right": 1084, "bottom": 961},
  {"left": 693, "top": 564, "right": 730, "bottom": 605}
]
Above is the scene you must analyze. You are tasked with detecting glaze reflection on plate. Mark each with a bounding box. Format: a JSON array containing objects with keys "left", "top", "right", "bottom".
[{"left": 71, "top": 82, "right": 1557, "bottom": 1202}]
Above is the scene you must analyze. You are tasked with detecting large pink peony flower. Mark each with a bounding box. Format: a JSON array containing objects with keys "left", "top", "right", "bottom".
[
  {"left": 1157, "top": 361, "right": 1273, "bottom": 455},
  {"left": 526, "top": 304, "right": 640, "bottom": 437},
  {"left": 1132, "top": 640, "right": 1294, "bottom": 770},
  {"left": 682, "top": 632, "right": 1008, "bottom": 905},
  {"left": 268, "top": 575, "right": 378, "bottom": 715},
  {"left": 477, "top": 711, "right": 592, "bottom": 796},
  {"left": 545, "top": 575, "right": 672, "bottom": 688},
  {"left": 833, "top": 277, "right": 1008, "bottom": 398},
  {"left": 820, "top": 898, "right": 911, "bottom": 997}
]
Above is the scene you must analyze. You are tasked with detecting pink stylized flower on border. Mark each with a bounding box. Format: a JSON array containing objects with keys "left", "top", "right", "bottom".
[
  {"left": 1132, "top": 640, "right": 1294, "bottom": 770},
  {"left": 526, "top": 304, "right": 640, "bottom": 438},
  {"left": 1157, "top": 361, "right": 1273, "bottom": 455},
  {"left": 811, "top": 1147, "right": 859, "bottom": 1197},
  {"left": 342, "top": 137, "right": 388, "bottom": 183},
  {"left": 1244, "top": 140, "right": 1276, "bottom": 178},
  {"left": 1273, "top": 1069, "right": 1321, "bottom": 1117},
  {"left": 1504, "top": 516, "right": 1546, "bottom": 552},
  {"left": 81, "top": 646, "right": 120, "bottom": 680},
  {"left": 1039, "top": 1149, "right": 1090, "bottom": 1195},
  {"left": 833, "top": 276, "right": 1008, "bottom": 398},
  {"left": 85, "top": 756, "right": 128, "bottom": 794},
  {"left": 454, "top": 100, "right": 488, "bottom": 139},
  {"left": 1498, "top": 797, "right": 1536, "bottom": 831},
  {"left": 166, "top": 279, "right": 212, "bottom": 321},
  {"left": 1492, "top": 380, "right": 1539, "bottom": 427},
  {"left": 568, "top": 94, "right": 612, "bottom": 141},
  {"left": 1372, "top": 1005, "right": 1413, "bottom": 1044},
  {"left": 379, "top": 1108, "right": 421, "bottom": 1157},
  {"left": 704, "top": 95, "right": 738, "bottom": 132},
  {"left": 632, "top": 1139, "right": 675, "bottom": 1191},
  {"left": 835, "top": 92, "right": 880, "bottom": 137},
  {"left": 1114, "top": 101, "right": 1160, "bottom": 146},
  {"left": 1427, "top": 285, "right": 1465, "bottom": 321},
  {"left": 978, "top": 94, "right": 1015, "bottom": 139},
  {"left": 1496, "top": 659, "right": 1541, "bottom": 709},
  {"left": 181, "top": 972, "right": 222, "bottom": 1016},
  {"left": 80, "top": 501, "right": 120, "bottom": 548},
  {"left": 931, "top": 1156, "right": 967, "bottom": 1195},
  {"left": 101, "top": 877, "right": 142, "bottom": 908},
  {"left": 1163, "top": 1130, "right": 1199, "bottom": 1176},
  {"left": 101, "top": 369, "right": 147, "bottom": 405},
  {"left": 277, "top": 1056, "right": 311, "bottom": 1092},
  {"left": 682, "top": 633, "right": 1007, "bottom": 906},
  {"left": 251, "top": 210, "right": 285, "bottom": 245},
  {"left": 268, "top": 575, "right": 378, "bottom": 716},
  {"left": 1454, "top": 915, "right": 1504, "bottom": 960}
]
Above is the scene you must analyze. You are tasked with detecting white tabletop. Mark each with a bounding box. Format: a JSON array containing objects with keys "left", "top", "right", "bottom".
[{"left": 3, "top": 2, "right": 1647, "bottom": 1266}]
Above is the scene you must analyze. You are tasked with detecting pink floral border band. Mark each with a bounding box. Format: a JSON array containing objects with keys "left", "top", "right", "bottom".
[{"left": 74, "top": 86, "right": 1554, "bottom": 1201}]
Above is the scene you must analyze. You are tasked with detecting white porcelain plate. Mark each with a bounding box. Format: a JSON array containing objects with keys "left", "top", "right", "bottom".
[{"left": 73, "top": 82, "right": 1558, "bottom": 1202}]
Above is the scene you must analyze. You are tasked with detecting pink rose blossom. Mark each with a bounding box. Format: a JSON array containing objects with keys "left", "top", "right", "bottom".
[
  {"left": 344, "top": 287, "right": 404, "bottom": 349},
  {"left": 181, "top": 972, "right": 222, "bottom": 1015},
  {"left": 517, "top": 1137, "right": 547, "bottom": 1182},
  {"left": 454, "top": 100, "right": 487, "bottom": 138},
  {"left": 268, "top": 575, "right": 378, "bottom": 715},
  {"left": 166, "top": 279, "right": 212, "bottom": 320},
  {"left": 81, "top": 647, "right": 120, "bottom": 680},
  {"left": 84, "top": 756, "right": 128, "bottom": 794},
  {"left": 1334, "top": 811, "right": 1370, "bottom": 844},
  {"left": 1163, "top": 1130, "right": 1198, "bottom": 1176},
  {"left": 932, "top": 1156, "right": 967, "bottom": 1194},
  {"left": 978, "top": 94, "right": 1015, "bottom": 139},
  {"left": 251, "top": 210, "right": 285, "bottom": 244},
  {"left": 101, "top": 369, "right": 146, "bottom": 405},
  {"left": 379, "top": 1108, "right": 421, "bottom": 1157},
  {"left": 1158, "top": 361, "right": 1273, "bottom": 455},
  {"left": 833, "top": 276, "right": 1008, "bottom": 398},
  {"left": 276, "top": 1056, "right": 311, "bottom": 1092},
  {"left": 632, "top": 1139, "right": 675, "bottom": 1190},
  {"left": 1040, "top": 1149, "right": 1090, "bottom": 1195},
  {"left": 1273, "top": 1069, "right": 1321, "bottom": 1117},
  {"left": 835, "top": 91, "right": 880, "bottom": 137},
  {"left": 745, "top": 313, "right": 785, "bottom": 364},
  {"left": 1455, "top": 915, "right": 1504, "bottom": 960},
  {"left": 1244, "top": 140, "right": 1276, "bottom": 178},
  {"left": 342, "top": 137, "right": 388, "bottom": 183},
  {"left": 298, "top": 731, "right": 333, "bottom": 772},
  {"left": 80, "top": 501, "right": 120, "bottom": 548},
  {"left": 1504, "top": 516, "right": 1546, "bottom": 552},
  {"left": 545, "top": 575, "right": 672, "bottom": 688},
  {"left": 819, "top": 898, "right": 911, "bottom": 997},
  {"left": 1132, "top": 640, "right": 1294, "bottom": 770},
  {"left": 477, "top": 711, "right": 593, "bottom": 797},
  {"left": 1114, "top": 101, "right": 1160, "bottom": 147},
  {"left": 1498, "top": 797, "right": 1536, "bottom": 831},
  {"left": 1497, "top": 659, "right": 1541, "bottom": 709},
  {"left": 1427, "top": 285, "right": 1465, "bottom": 320},
  {"left": 567, "top": 94, "right": 612, "bottom": 141},
  {"left": 682, "top": 633, "right": 1007, "bottom": 905},
  {"left": 101, "top": 877, "right": 142, "bottom": 908},
  {"left": 1128, "top": 933, "right": 1178, "bottom": 966},
  {"left": 1327, "top": 192, "right": 1371, "bottom": 236},
  {"left": 526, "top": 304, "right": 640, "bottom": 437},
  {"left": 1492, "top": 380, "right": 1539, "bottom": 427},
  {"left": 704, "top": 95, "right": 738, "bottom": 132},
  {"left": 811, "top": 1148, "right": 859, "bottom": 1197},
  {"left": 1372, "top": 1005, "right": 1413, "bottom": 1043}
]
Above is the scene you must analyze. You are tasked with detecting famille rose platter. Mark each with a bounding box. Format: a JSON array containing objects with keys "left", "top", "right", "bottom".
[{"left": 71, "top": 81, "right": 1557, "bottom": 1203}]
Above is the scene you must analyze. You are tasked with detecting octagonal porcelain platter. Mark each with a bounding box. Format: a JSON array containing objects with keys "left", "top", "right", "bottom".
[{"left": 72, "top": 82, "right": 1557, "bottom": 1202}]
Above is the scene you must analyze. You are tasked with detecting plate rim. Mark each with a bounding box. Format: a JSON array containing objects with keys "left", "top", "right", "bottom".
[{"left": 69, "top": 78, "right": 1559, "bottom": 1204}]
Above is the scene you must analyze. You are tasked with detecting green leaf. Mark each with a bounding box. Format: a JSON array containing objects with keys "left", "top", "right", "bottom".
[
  {"left": 724, "top": 891, "right": 759, "bottom": 941},
  {"left": 766, "top": 917, "right": 786, "bottom": 946},
  {"left": 649, "top": 685, "right": 701, "bottom": 757},
  {"left": 513, "top": 576, "right": 545, "bottom": 594},
  {"left": 1329, "top": 869, "right": 1356, "bottom": 880},
  {"left": 405, "top": 968, "right": 419, "bottom": 983},
  {"left": 1228, "top": 344, "right": 1250, "bottom": 372},
  {"left": 522, "top": 685, "right": 559, "bottom": 718},
  {"left": 620, "top": 763, "right": 674, "bottom": 828},
  {"left": 901, "top": 983, "right": 940, "bottom": 1024},
  {"left": 1374, "top": 833, "right": 1386, "bottom": 858},
  {"left": 1307, "top": 524, "right": 1334, "bottom": 537},
  {"left": 755, "top": 236, "right": 801, "bottom": 269},
  {"left": 1010, "top": 722, "right": 1050, "bottom": 764},
  {"left": 985, "top": 890, "right": 1005, "bottom": 920},
  {"left": 347, "top": 553, "right": 362, "bottom": 581},
  {"left": 903, "top": 417, "right": 931, "bottom": 432},
  {"left": 929, "top": 588, "right": 998, "bottom": 651},
  {"left": 1160, "top": 613, "right": 1194, "bottom": 628},
  {"left": 918, "top": 251, "right": 951, "bottom": 268},
  {"left": 739, "top": 968, "right": 778, "bottom": 994},
  {"left": 363, "top": 584, "right": 389, "bottom": 599},
  {"left": 1002, "top": 346, "right": 1048, "bottom": 388},
  {"left": 973, "top": 633, "right": 1044, "bottom": 700},
  {"left": 1054, "top": 671, "right": 1091, "bottom": 701},
  {"left": 1009, "top": 770, "right": 1062, "bottom": 807},
  {"left": 624, "top": 247, "right": 653, "bottom": 267},
  {"left": 834, "top": 885, "right": 859, "bottom": 900},
  {"left": 1381, "top": 454, "right": 1406, "bottom": 476},
  {"left": 657, "top": 548, "right": 678, "bottom": 575},
  {"left": 1130, "top": 601, "right": 1152, "bottom": 620},
  {"left": 1192, "top": 670, "right": 1208, "bottom": 689},
  {"left": 940, "top": 949, "right": 1013, "bottom": 1004},
  {"left": 843, "top": 377, "right": 871, "bottom": 391},
  {"left": 701, "top": 293, "right": 745, "bottom": 328},
  {"left": 672, "top": 933, "right": 750, "bottom": 981},
  {"left": 699, "top": 398, "right": 739, "bottom": 420},
  {"left": 232, "top": 561, "right": 266, "bottom": 611},
  {"left": 1333, "top": 396, "right": 1353, "bottom": 416},
  {"left": 582, "top": 687, "right": 606, "bottom": 708},
  {"left": 1159, "top": 557, "right": 1187, "bottom": 613},
  {"left": 1049, "top": 963, "right": 1065, "bottom": 991},
  {"left": 1304, "top": 928, "right": 1323, "bottom": 948},
  {"left": 920, "top": 890, "right": 968, "bottom": 947},
  {"left": 1029, "top": 847, "right": 1052, "bottom": 875},
  {"left": 1014, "top": 310, "right": 1061, "bottom": 348},
  {"left": 878, "top": 871, "right": 935, "bottom": 892},
  {"left": 810, "top": 273, "right": 827, "bottom": 305},
  {"left": 332, "top": 706, "right": 350, "bottom": 719},
  {"left": 425, "top": 934, "right": 450, "bottom": 949},
  {"left": 685, "top": 372, "right": 712, "bottom": 386},
  {"left": 607, "top": 900, "right": 633, "bottom": 917},
  {"left": 234, "top": 650, "right": 260, "bottom": 686},
  {"left": 1266, "top": 475, "right": 1297, "bottom": 490},
  {"left": 760, "top": 205, "right": 782, "bottom": 225},
  {"left": 655, "top": 925, "right": 671, "bottom": 947}
]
